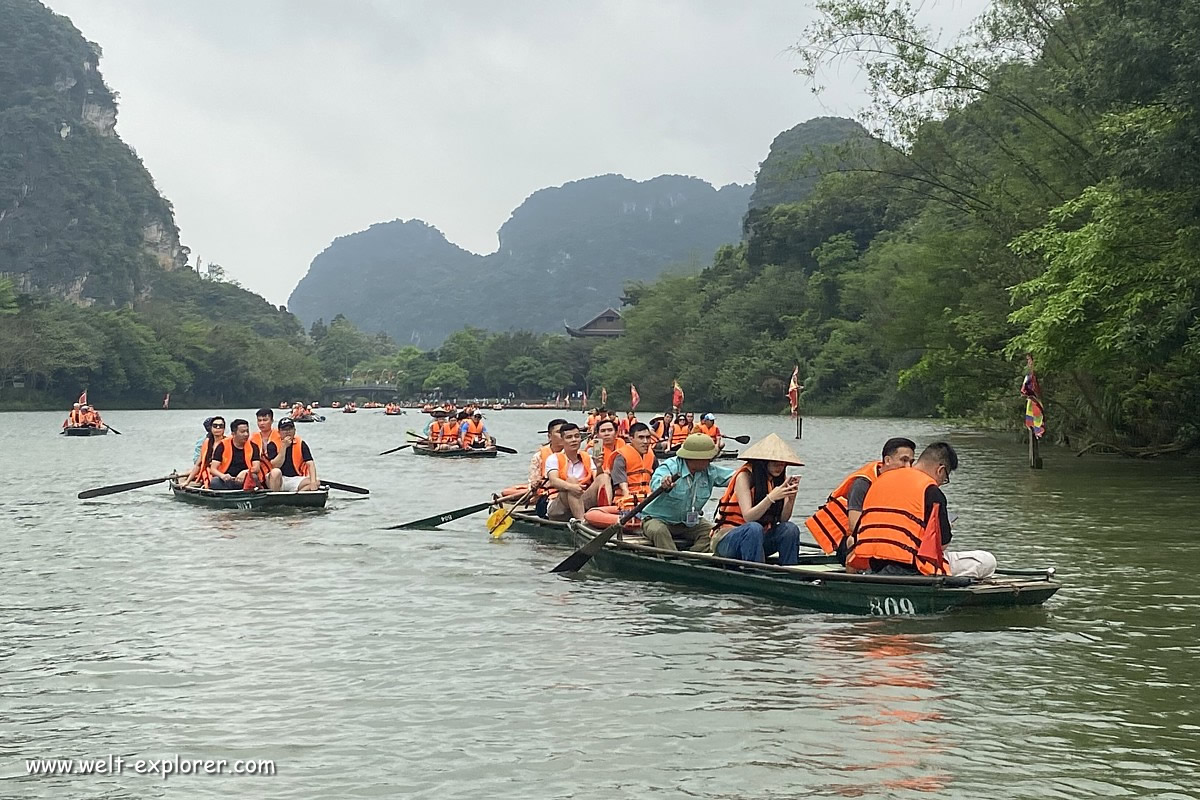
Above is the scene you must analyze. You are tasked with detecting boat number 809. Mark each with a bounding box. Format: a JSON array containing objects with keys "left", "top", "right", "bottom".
[{"left": 868, "top": 597, "right": 917, "bottom": 616}]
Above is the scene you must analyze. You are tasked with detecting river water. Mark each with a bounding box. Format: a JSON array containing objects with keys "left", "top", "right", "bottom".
[{"left": 1, "top": 409, "right": 1197, "bottom": 799}]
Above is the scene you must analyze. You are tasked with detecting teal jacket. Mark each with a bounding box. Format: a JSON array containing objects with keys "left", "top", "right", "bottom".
[{"left": 642, "top": 457, "right": 735, "bottom": 525}]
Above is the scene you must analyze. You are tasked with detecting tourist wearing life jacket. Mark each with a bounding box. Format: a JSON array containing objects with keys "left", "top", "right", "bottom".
[
  {"left": 847, "top": 442, "right": 996, "bottom": 578},
  {"left": 619, "top": 410, "right": 637, "bottom": 438},
  {"left": 648, "top": 412, "right": 672, "bottom": 453},
  {"left": 611, "top": 422, "right": 657, "bottom": 511},
  {"left": 544, "top": 422, "right": 612, "bottom": 522},
  {"left": 711, "top": 434, "right": 803, "bottom": 565},
  {"left": 641, "top": 433, "right": 736, "bottom": 553},
  {"left": 184, "top": 416, "right": 224, "bottom": 486},
  {"left": 423, "top": 410, "right": 448, "bottom": 444},
  {"left": 264, "top": 417, "right": 319, "bottom": 492},
  {"left": 590, "top": 418, "right": 625, "bottom": 474},
  {"left": 669, "top": 414, "right": 692, "bottom": 448},
  {"left": 696, "top": 414, "right": 722, "bottom": 451},
  {"left": 207, "top": 418, "right": 261, "bottom": 490},
  {"left": 528, "top": 418, "right": 568, "bottom": 516},
  {"left": 460, "top": 411, "right": 490, "bottom": 448},
  {"left": 251, "top": 407, "right": 283, "bottom": 484},
  {"left": 63, "top": 402, "right": 82, "bottom": 428},
  {"left": 805, "top": 437, "right": 916, "bottom": 560}
]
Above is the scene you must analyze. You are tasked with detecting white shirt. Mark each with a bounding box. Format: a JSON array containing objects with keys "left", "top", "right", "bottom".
[{"left": 544, "top": 451, "right": 595, "bottom": 482}]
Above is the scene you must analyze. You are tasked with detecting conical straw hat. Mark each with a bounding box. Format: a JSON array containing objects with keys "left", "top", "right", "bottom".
[{"left": 739, "top": 433, "right": 804, "bottom": 466}]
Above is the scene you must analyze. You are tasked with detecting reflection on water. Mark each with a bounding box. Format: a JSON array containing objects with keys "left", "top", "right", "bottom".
[{"left": 0, "top": 410, "right": 1198, "bottom": 798}]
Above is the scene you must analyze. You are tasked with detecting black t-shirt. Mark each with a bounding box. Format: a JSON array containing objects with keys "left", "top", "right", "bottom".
[
  {"left": 212, "top": 440, "right": 260, "bottom": 475},
  {"left": 266, "top": 440, "right": 313, "bottom": 477}
]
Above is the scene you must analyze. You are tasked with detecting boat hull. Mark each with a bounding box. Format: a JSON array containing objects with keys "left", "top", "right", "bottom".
[
  {"left": 170, "top": 484, "right": 329, "bottom": 509},
  {"left": 566, "top": 521, "right": 1060, "bottom": 616},
  {"left": 62, "top": 426, "right": 109, "bottom": 436},
  {"left": 413, "top": 445, "right": 498, "bottom": 458}
]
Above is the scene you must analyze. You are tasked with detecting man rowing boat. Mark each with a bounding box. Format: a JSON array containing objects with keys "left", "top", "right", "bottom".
[{"left": 640, "top": 433, "right": 735, "bottom": 552}]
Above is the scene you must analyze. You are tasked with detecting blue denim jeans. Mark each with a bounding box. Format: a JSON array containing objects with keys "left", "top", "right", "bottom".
[{"left": 715, "top": 520, "right": 801, "bottom": 565}]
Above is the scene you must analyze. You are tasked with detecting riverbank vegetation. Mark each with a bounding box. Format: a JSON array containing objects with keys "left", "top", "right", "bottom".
[{"left": 587, "top": 0, "right": 1200, "bottom": 455}]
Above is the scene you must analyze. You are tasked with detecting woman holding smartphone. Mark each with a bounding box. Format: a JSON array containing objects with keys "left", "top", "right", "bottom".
[{"left": 710, "top": 433, "right": 804, "bottom": 565}]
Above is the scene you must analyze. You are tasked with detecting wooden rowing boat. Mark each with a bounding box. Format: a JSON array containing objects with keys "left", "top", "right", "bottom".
[
  {"left": 715, "top": 448, "right": 739, "bottom": 460},
  {"left": 412, "top": 445, "right": 498, "bottom": 458},
  {"left": 61, "top": 426, "right": 109, "bottom": 436},
  {"left": 169, "top": 483, "right": 329, "bottom": 509},
  {"left": 293, "top": 415, "right": 325, "bottom": 423},
  {"left": 563, "top": 520, "right": 1060, "bottom": 615}
]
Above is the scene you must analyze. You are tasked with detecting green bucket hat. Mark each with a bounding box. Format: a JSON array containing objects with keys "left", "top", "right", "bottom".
[{"left": 676, "top": 432, "right": 720, "bottom": 460}]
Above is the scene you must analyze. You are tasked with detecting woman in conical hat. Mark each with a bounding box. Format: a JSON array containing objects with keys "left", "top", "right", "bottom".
[{"left": 710, "top": 433, "right": 804, "bottom": 565}]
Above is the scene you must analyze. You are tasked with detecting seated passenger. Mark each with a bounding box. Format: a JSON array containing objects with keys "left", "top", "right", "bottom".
[{"left": 711, "top": 434, "right": 804, "bottom": 565}]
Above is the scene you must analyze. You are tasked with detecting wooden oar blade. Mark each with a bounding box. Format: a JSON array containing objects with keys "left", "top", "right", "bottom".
[
  {"left": 549, "top": 484, "right": 670, "bottom": 574},
  {"left": 730, "top": 434, "right": 751, "bottom": 444},
  {"left": 78, "top": 475, "right": 171, "bottom": 499},
  {"left": 493, "top": 445, "right": 518, "bottom": 454},
  {"left": 324, "top": 480, "right": 369, "bottom": 494},
  {"left": 377, "top": 444, "right": 411, "bottom": 456},
  {"left": 384, "top": 501, "right": 493, "bottom": 530},
  {"left": 550, "top": 521, "right": 621, "bottom": 573}
]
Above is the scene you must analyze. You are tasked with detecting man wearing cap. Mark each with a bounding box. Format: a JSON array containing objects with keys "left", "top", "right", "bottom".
[
  {"left": 711, "top": 434, "right": 803, "bottom": 565},
  {"left": 696, "top": 413, "right": 723, "bottom": 451},
  {"left": 264, "top": 417, "right": 319, "bottom": 492},
  {"left": 459, "top": 410, "right": 491, "bottom": 449},
  {"left": 63, "top": 402, "right": 82, "bottom": 428},
  {"left": 640, "top": 433, "right": 736, "bottom": 552}
]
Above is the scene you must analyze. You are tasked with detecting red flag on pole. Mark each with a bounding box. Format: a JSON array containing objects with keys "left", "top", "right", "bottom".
[
  {"left": 917, "top": 502, "right": 947, "bottom": 574},
  {"left": 601, "top": 386, "right": 608, "bottom": 406},
  {"left": 1021, "top": 354, "right": 1046, "bottom": 438},
  {"left": 630, "top": 383, "right": 640, "bottom": 411},
  {"left": 162, "top": 392, "right": 170, "bottom": 409},
  {"left": 787, "top": 366, "right": 802, "bottom": 418},
  {"left": 78, "top": 390, "right": 87, "bottom": 406},
  {"left": 672, "top": 380, "right": 684, "bottom": 411},
  {"left": 581, "top": 390, "right": 588, "bottom": 409}
]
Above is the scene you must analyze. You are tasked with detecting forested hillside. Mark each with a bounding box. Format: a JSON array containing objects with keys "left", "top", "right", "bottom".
[
  {"left": 288, "top": 175, "right": 753, "bottom": 346},
  {"left": 589, "top": 0, "right": 1200, "bottom": 454},
  {"left": 0, "top": 0, "right": 330, "bottom": 408},
  {"left": 0, "top": 0, "right": 187, "bottom": 304}
]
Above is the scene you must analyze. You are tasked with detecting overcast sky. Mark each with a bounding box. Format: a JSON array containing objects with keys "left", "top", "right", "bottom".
[{"left": 45, "top": 0, "right": 986, "bottom": 305}]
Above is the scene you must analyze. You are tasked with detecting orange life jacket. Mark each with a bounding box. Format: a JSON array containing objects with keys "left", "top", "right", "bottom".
[
  {"left": 461, "top": 418, "right": 485, "bottom": 447},
  {"left": 252, "top": 429, "right": 282, "bottom": 482},
  {"left": 804, "top": 462, "right": 882, "bottom": 554},
  {"left": 593, "top": 439, "right": 623, "bottom": 473},
  {"left": 847, "top": 467, "right": 948, "bottom": 575},
  {"left": 697, "top": 421, "right": 720, "bottom": 441},
  {"left": 207, "top": 438, "right": 258, "bottom": 488},
  {"left": 614, "top": 443, "right": 655, "bottom": 509},
  {"left": 428, "top": 419, "right": 450, "bottom": 444},
  {"left": 534, "top": 444, "right": 555, "bottom": 496},
  {"left": 547, "top": 451, "right": 594, "bottom": 496},
  {"left": 279, "top": 437, "right": 311, "bottom": 477},
  {"left": 714, "top": 464, "right": 786, "bottom": 529},
  {"left": 670, "top": 421, "right": 691, "bottom": 447}
]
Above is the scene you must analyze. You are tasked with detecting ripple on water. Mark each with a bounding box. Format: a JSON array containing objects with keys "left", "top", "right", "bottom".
[{"left": 1, "top": 411, "right": 1199, "bottom": 798}]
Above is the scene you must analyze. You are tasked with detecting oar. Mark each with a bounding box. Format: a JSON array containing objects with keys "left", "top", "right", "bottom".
[
  {"left": 323, "top": 480, "right": 369, "bottom": 494},
  {"left": 378, "top": 443, "right": 412, "bottom": 456},
  {"left": 104, "top": 424, "right": 123, "bottom": 435},
  {"left": 550, "top": 484, "right": 671, "bottom": 574},
  {"left": 488, "top": 479, "right": 546, "bottom": 538},
  {"left": 725, "top": 434, "right": 751, "bottom": 444},
  {"left": 493, "top": 444, "right": 518, "bottom": 455},
  {"left": 78, "top": 475, "right": 173, "bottom": 499},
  {"left": 382, "top": 500, "right": 493, "bottom": 530}
]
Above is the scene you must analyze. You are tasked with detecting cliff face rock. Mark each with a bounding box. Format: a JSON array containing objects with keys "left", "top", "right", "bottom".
[
  {"left": 0, "top": 0, "right": 186, "bottom": 305},
  {"left": 288, "top": 174, "right": 752, "bottom": 346},
  {"left": 747, "top": 116, "right": 871, "bottom": 210}
]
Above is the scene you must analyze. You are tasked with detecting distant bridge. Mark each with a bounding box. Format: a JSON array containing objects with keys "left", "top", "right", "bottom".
[{"left": 320, "top": 382, "right": 398, "bottom": 402}]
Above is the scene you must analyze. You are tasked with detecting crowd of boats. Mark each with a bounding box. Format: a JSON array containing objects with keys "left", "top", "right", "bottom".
[{"left": 66, "top": 397, "right": 1061, "bottom": 616}]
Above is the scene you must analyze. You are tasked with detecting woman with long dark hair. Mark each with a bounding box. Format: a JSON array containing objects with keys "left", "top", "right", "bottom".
[{"left": 711, "top": 434, "right": 803, "bottom": 565}]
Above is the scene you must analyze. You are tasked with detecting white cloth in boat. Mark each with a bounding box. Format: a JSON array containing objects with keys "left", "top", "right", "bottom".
[{"left": 947, "top": 550, "right": 997, "bottom": 579}]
